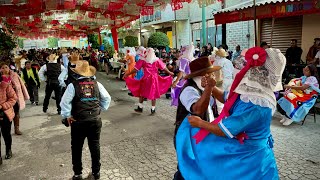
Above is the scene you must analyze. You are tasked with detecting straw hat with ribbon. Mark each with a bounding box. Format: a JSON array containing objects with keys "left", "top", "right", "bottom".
[
  {"left": 71, "top": 60, "right": 96, "bottom": 77},
  {"left": 184, "top": 56, "right": 221, "bottom": 79}
]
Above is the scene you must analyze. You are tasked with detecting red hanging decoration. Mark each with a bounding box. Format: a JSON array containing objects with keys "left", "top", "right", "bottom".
[
  {"left": 28, "top": 0, "right": 42, "bottom": 8},
  {"left": 141, "top": 6, "right": 154, "bottom": 16},
  {"left": 64, "top": 0, "right": 76, "bottom": 9},
  {"left": 81, "top": 0, "right": 91, "bottom": 10},
  {"left": 171, "top": 0, "right": 183, "bottom": 11},
  {"left": 65, "top": 24, "right": 74, "bottom": 30},
  {"left": 11, "top": 0, "right": 20, "bottom": 4},
  {"left": 108, "top": 2, "right": 124, "bottom": 11},
  {"left": 88, "top": 12, "right": 96, "bottom": 18},
  {"left": 50, "top": 20, "right": 59, "bottom": 25}
]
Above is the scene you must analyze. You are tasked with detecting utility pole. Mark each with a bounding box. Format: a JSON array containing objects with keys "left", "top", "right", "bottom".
[
  {"left": 139, "top": 17, "right": 142, "bottom": 46},
  {"left": 201, "top": 4, "right": 207, "bottom": 46},
  {"left": 174, "top": 10, "right": 177, "bottom": 49}
]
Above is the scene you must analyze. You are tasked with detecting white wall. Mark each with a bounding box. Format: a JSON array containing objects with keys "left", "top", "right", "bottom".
[
  {"left": 172, "top": 20, "right": 191, "bottom": 48},
  {"left": 301, "top": 14, "right": 320, "bottom": 61}
]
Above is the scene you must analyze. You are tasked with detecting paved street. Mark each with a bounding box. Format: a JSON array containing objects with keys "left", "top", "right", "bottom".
[{"left": 0, "top": 72, "right": 319, "bottom": 180}]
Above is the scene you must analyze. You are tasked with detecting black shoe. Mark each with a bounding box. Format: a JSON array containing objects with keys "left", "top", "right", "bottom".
[
  {"left": 128, "top": 92, "right": 133, "bottom": 96},
  {"left": 92, "top": 172, "right": 100, "bottom": 180},
  {"left": 51, "top": 96, "right": 56, "bottom": 100},
  {"left": 134, "top": 106, "right": 143, "bottom": 113},
  {"left": 57, "top": 111, "right": 61, "bottom": 115},
  {"left": 31, "top": 101, "right": 35, "bottom": 105},
  {"left": 35, "top": 102, "right": 39, "bottom": 106},
  {"left": 5, "top": 149, "right": 12, "bottom": 159},
  {"left": 151, "top": 109, "right": 156, "bottom": 115},
  {"left": 72, "top": 174, "right": 83, "bottom": 180},
  {"left": 0, "top": 157, "right": 2, "bottom": 165},
  {"left": 43, "top": 108, "right": 47, "bottom": 113}
]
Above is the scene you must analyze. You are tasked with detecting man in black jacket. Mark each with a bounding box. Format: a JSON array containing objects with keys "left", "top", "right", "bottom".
[{"left": 39, "top": 53, "right": 65, "bottom": 114}]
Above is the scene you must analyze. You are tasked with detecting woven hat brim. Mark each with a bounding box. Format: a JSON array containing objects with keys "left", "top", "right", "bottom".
[
  {"left": 185, "top": 66, "right": 221, "bottom": 79},
  {"left": 71, "top": 66, "right": 96, "bottom": 77}
]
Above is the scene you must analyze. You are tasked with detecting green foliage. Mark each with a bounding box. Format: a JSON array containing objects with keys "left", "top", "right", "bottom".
[
  {"left": 48, "top": 37, "right": 58, "bottom": 48},
  {"left": 88, "top": 34, "right": 100, "bottom": 49},
  {"left": 17, "top": 37, "right": 26, "bottom": 49},
  {"left": 124, "top": 36, "right": 138, "bottom": 47},
  {"left": 0, "top": 28, "right": 16, "bottom": 60},
  {"left": 147, "top": 32, "right": 169, "bottom": 48},
  {"left": 103, "top": 38, "right": 115, "bottom": 55}
]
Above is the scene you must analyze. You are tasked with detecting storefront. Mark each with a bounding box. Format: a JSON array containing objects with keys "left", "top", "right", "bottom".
[
  {"left": 191, "top": 20, "right": 222, "bottom": 47},
  {"left": 214, "top": 0, "right": 320, "bottom": 60}
]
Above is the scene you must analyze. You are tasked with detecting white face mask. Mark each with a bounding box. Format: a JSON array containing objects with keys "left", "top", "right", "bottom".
[{"left": 193, "top": 76, "right": 205, "bottom": 91}]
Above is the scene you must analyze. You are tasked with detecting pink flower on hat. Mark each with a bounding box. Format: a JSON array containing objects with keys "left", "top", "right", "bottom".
[{"left": 245, "top": 47, "right": 267, "bottom": 67}]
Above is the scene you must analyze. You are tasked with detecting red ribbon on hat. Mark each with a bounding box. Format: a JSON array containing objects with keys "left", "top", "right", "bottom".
[{"left": 193, "top": 47, "right": 267, "bottom": 144}]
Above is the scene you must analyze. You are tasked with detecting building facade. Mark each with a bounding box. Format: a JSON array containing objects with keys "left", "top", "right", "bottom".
[{"left": 140, "top": 0, "right": 256, "bottom": 52}]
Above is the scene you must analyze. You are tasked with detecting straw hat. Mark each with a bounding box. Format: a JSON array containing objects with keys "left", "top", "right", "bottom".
[
  {"left": 70, "top": 52, "right": 80, "bottom": 63},
  {"left": 71, "top": 60, "right": 96, "bottom": 77},
  {"left": 61, "top": 48, "right": 68, "bottom": 54},
  {"left": 185, "top": 56, "right": 221, "bottom": 79},
  {"left": 215, "top": 48, "right": 228, "bottom": 58}
]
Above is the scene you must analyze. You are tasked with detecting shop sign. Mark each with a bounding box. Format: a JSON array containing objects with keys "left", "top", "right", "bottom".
[{"left": 215, "top": 0, "right": 320, "bottom": 24}]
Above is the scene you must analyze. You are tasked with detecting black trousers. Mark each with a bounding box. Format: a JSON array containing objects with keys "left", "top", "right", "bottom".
[
  {"left": 43, "top": 82, "right": 62, "bottom": 112},
  {"left": 71, "top": 119, "right": 102, "bottom": 175},
  {"left": 27, "top": 83, "right": 39, "bottom": 103},
  {"left": 0, "top": 114, "right": 12, "bottom": 155}
]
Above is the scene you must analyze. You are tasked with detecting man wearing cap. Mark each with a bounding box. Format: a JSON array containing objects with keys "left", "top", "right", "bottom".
[
  {"left": 38, "top": 53, "right": 65, "bottom": 114},
  {"left": 173, "top": 56, "right": 220, "bottom": 180},
  {"left": 60, "top": 60, "right": 111, "bottom": 180}
]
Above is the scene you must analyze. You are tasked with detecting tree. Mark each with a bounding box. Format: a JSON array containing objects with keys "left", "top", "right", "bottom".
[
  {"left": 17, "top": 37, "right": 26, "bottom": 49},
  {"left": 0, "top": 28, "right": 16, "bottom": 62},
  {"left": 147, "top": 32, "right": 169, "bottom": 48},
  {"left": 103, "top": 38, "right": 115, "bottom": 56},
  {"left": 87, "top": 34, "right": 100, "bottom": 49},
  {"left": 124, "top": 36, "right": 138, "bottom": 47},
  {"left": 48, "top": 37, "right": 58, "bottom": 48}
]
